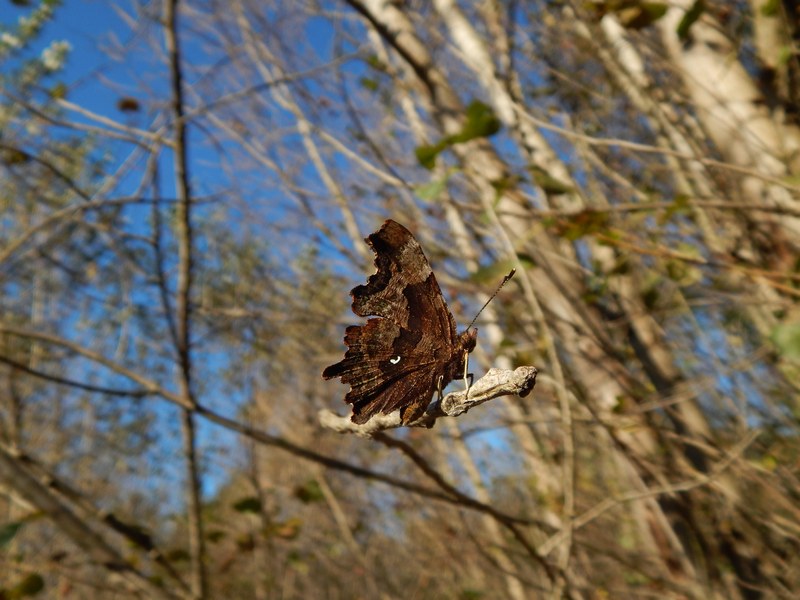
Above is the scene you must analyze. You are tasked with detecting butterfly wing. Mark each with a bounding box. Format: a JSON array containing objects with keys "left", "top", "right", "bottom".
[
  {"left": 323, "top": 318, "right": 443, "bottom": 423},
  {"left": 322, "top": 220, "right": 465, "bottom": 424}
]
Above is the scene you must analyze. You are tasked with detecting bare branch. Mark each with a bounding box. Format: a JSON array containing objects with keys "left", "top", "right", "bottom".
[
  {"left": 0, "top": 445, "right": 183, "bottom": 600},
  {"left": 538, "top": 430, "right": 762, "bottom": 557},
  {"left": 319, "top": 366, "right": 538, "bottom": 435},
  {"left": 0, "top": 328, "right": 546, "bottom": 543},
  {"left": 0, "top": 353, "right": 153, "bottom": 398},
  {"left": 164, "top": 0, "right": 206, "bottom": 597}
]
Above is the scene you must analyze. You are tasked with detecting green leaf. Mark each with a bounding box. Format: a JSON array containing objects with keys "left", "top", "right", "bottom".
[
  {"left": 415, "top": 174, "right": 450, "bottom": 201},
  {"left": 772, "top": 320, "right": 800, "bottom": 362},
  {"left": 617, "top": 2, "right": 668, "bottom": 29},
  {"left": 359, "top": 77, "right": 379, "bottom": 92},
  {"left": 415, "top": 142, "right": 446, "bottom": 170},
  {"left": 165, "top": 548, "right": 190, "bottom": 562},
  {"left": 677, "top": 0, "right": 705, "bottom": 41},
  {"left": 451, "top": 100, "right": 502, "bottom": 143},
  {"left": 232, "top": 496, "right": 262, "bottom": 513},
  {"left": 271, "top": 517, "right": 302, "bottom": 539},
  {"left": 7, "top": 573, "right": 44, "bottom": 599},
  {"left": 665, "top": 255, "right": 702, "bottom": 287},
  {"left": 761, "top": 0, "right": 780, "bottom": 16},
  {"left": 552, "top": 209, "right": 610, "bottom": 241},
  {"left": 414, "top": 100, "right": 501, "bottom": 169},
  {"left": 659, "top": 193, "right": 692, "bottom": 224},
  {"left": 365, "top": 55, "right": 387, "bottom": 72},
  {"left": 760, "top": 454, "right": 778, "bottom": 471},
  {"left": 294, "top": 480, "right": 324, "bottom": 503},
  {"left": 287, "top": 550, "right": 309, "bottom": 573},
  {"left": 529, "top": 166, "right": 573, "bottom": 195},
  {"left": 207, "top": 529, "right": 226, "bottom": 543},
  {"left": 0, "top": 521, "right": 24, "bottom": 548},
  {"left": 778, "top": 45, "right": 793, "bottom": 67},
  {"left": 490, "top": 174, "right": 525, "bottom": 196},
  {"left": 675, "top": 241, "right": 702, "bottom": 260},
  {"left": 49, "top": 83, "right": 67, "bottom": 99}
]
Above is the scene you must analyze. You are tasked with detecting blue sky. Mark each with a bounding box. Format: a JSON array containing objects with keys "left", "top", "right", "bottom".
[
  {"left": 2, "top": 1, "right": 523, "bottom": 501},
  {"left": 3, "top": 1, "right": 126, "bottom": 106},
  {"left": 2, "top": 0, "right": 241, "bottom": 499}
]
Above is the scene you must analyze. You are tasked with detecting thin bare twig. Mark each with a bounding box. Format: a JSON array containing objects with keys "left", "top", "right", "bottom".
[
  {"left": 14, "top": 450, "right": 191, "bottom": 594},
  {"left": 0, "top": 445, "right": 184, "bottom": 600},
  {"left": 517, "top": 110, "right": 800, "bottom": 193},
  {"left": 373, "top": 430, "right": 559, "bottom": 583},
  {"left": 0, "top": 196, "right": 157, "bottom": 268},
  {"left": 0, "top": 325, "right": 546, "bottom": 539},
  {"left": 0, "top": 354, "right": 152, "bottom": 398},
  {"left": 538, "top": 430, "right": 761, "bottom": 556}
]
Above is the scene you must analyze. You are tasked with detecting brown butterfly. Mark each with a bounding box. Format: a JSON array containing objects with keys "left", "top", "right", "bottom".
[{"left": 322, "top": 219, "right": 479, "bottom": 425}]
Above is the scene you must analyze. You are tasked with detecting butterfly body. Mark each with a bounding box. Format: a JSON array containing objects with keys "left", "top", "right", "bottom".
[{"left": 323, "top": 219, "right": 476, "bottom": 425}]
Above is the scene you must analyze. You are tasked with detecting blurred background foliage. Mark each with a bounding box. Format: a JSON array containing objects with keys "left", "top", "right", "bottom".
[{"left": 1, "top": 0, "right": 799, "bottom": 598}]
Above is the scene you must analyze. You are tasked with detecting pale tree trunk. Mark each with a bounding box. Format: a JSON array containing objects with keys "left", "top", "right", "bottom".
[
  {"left": 4, "top": 0, "right": 799, "bottom": 597},
  {"left": 349, "top": 1, "right": 710, "bottom": 593},
  {"left": 751, "top": 0, "right": 796, "bottom": 116},
  {"left": 581, "top": 3, "right": 774, "bottom": 489},
  {"left": 229, "top": 0, "right": 369, "bottom": 263},
  {"left": 433, "top": 421, "right": 532, "bottom": 600},
  {"left": 659, "top": 1, "right": 800, "bottom": 239},
  {"left": 432, "top": 0, "right": 719, "bottom": 584},
  {"left": 361, "top": 0, "right": 565, "bottom": 514},
  {"left": 346, "top": 1, "right": 794, "bottom": 596}
]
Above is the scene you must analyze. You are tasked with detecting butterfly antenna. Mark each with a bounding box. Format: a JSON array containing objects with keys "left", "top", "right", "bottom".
[{"left": 466, "top": 268, "right": 516, "bottom": 330}]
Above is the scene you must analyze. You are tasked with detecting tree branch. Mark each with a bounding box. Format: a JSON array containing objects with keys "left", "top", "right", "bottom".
[
  {"left": 0, "top": 354, "right": 153, "bottom": 398},
  {"left": 164, "top": 0, "right": 206, "bottom": 597},
  {"left": 0, "top": 445, "right": 183, "bottom": 600},
  {"left": 0, "top": 327, "right": 539, "bottom": 529},
  {"left": 319, "top": 366, "right": 537, "bottom": 435}
]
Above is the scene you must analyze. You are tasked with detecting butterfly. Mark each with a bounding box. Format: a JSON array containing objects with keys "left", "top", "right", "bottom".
[{"left": 322, "top": 219, "right": 478, "bottom": 425}]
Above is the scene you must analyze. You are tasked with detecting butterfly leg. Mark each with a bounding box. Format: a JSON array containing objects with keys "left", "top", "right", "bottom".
[
  {"left": 437, "top": 374, "right": 444, "bottom": 401},
  {"left": 463, "top": 351, "right": 473, "bottom": 399}
]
